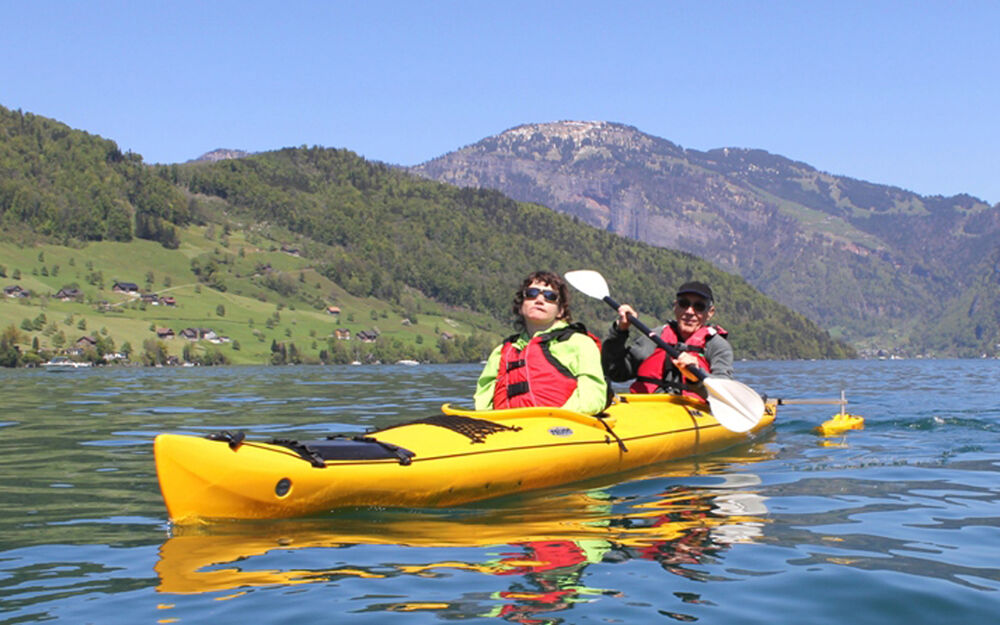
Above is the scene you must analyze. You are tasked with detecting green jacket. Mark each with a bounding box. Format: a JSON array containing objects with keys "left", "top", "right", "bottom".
[{"left": 474, "top": 321, "right": 608, "bottom": 415}]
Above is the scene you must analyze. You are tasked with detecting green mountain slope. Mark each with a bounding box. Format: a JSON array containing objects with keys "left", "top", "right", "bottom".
[
  {"left": 0, "top": 106, "right": 190, "bottom": 247},
  {"left": 0, "top": 106, "right": 853, "bottom": 365}
]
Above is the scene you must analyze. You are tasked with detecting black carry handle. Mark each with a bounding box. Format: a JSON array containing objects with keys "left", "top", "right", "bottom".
[{"left": 603, "top": 295, "right": 707, "bottom": 383}]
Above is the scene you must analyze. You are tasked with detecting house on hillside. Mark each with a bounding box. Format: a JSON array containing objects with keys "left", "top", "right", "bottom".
[
  {"left": 76, "top": 336, "right": 98, "bottom": 349},
  {"left": 160, "top": 296, "right": 176, "bottom": 306},
  {"left": 333, "top": 328, "right": 351, "bottom": 340},
  {"left": 357, "top": 330, "right": 378, "bottom": 343},
  {"left": 141, "top": 293, "right": 159, "bottom": 305},
  {"left": 4, "top": 285, "right": 30, "bottom": 298},
  {"left": 327, "top": 306, "right": 341, "bottom": 316},
  {"left": 112, "top": 281, "right": 139, "bottom": 294},
  {"left": 55, "top": 287, "right": 82, "bottom": 301},
  {"left": 180, "top": 328, "right": 217, "bottom": 341},
  {"left": 440, "top": 332, "right": 455, "bottom": 341},
  {"left": 156, "top": 328, "right": 175, "bottom": 340},
  {"left": 281, "top": 245, "right": 301, "bottom": 257}
]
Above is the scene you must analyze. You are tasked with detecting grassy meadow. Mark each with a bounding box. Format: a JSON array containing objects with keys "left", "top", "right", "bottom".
[{"left": 0, "top": 226, "right": 504, "bottom": 365}]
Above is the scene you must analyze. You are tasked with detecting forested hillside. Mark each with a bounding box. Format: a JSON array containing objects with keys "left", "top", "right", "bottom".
[
  {"left": 169, "top": 147, "right": 851, "bottom": 359},
  {"left": 0, "top": 107, "right": 188, "bottom": 247},
  {"left": 0, "top": 105, "right": 853, "bottom": 362}
]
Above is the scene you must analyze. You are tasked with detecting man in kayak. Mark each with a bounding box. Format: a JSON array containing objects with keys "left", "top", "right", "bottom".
[
  {"left": 475, "top": 271, "right": 608, "bottom": 414},
  {"left": 602, "top": 281, "right": 733, "bottom": 399}
]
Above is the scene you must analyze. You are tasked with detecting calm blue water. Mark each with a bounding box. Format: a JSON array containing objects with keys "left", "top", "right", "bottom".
[{"left": 1, "top": 360, "right": 999, "bottom": 624}]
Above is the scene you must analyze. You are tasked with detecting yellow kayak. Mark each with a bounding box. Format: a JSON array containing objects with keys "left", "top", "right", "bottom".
[{"left": 154, "top": 393, "right": 776, "bottom": 524}]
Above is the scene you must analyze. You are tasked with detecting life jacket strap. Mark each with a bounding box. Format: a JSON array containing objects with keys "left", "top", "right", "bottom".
[
  {"left": 634, "top": 375, "right": 685, "bottom": 393},
  {"left": 506, "top": 380, "right": 530, "bottom": 398},
  {"left": 506, "top": 359, "right": 526, "bottom": 372}
]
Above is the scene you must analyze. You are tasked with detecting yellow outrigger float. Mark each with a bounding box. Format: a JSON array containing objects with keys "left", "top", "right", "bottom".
[{"left": 154, "top": 393, "right": 776, "bottom": 524}]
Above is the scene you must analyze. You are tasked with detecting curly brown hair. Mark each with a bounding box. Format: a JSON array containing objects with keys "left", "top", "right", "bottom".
[{"left": 511, "top": 271, "right": 572, "bottom": 330}]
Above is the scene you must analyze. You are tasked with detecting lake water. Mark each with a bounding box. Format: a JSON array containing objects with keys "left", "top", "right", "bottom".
[{"left": 1, "top": 360, "right": 999, "bottom": 624}]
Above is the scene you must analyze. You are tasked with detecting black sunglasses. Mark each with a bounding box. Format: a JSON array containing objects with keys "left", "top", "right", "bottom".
[
  {"left": 676, "top": 297, "right": 709, "bottom": 313},
  {"left": 524, "top": 287, "right": 559, "bottom": 303}
]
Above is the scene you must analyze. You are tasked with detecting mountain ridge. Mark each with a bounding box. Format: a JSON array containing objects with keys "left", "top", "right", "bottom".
[{"left": 411, "top": 120, "right": 1000, "bottom": 356}]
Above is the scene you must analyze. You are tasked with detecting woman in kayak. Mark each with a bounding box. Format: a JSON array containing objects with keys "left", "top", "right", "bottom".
[
  {"left": 602, "top": 280, "right": 734, "bottom": 399},
  {"left": 474, "top": 271, "right": 608, "bottom": 414}
]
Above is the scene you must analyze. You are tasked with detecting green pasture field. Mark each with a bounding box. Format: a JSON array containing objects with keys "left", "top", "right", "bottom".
[{"left": 0, "top": 227, "right": 502, "bottom": 365}]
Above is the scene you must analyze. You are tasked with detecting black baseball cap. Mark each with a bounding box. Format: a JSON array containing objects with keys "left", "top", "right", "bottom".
[{"left": 676, "top": 281, "right": 713, "bottom": 302}]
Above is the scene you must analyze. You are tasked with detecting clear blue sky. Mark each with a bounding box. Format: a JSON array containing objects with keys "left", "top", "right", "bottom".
[{"left": 3, "top": 1, "right": 997, "bottom": 203}]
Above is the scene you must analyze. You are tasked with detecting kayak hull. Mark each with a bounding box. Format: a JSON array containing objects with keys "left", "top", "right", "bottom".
[{"left": 154, "top": 394, "right": 776, "bottom": 523}]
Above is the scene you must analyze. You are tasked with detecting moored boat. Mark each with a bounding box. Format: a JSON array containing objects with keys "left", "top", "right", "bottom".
[
  {"left": 41, "top": 356, "right": 92, "bottom": 370},
  {"left": 154, "top": 393, "right": 776, "bottom": 524}
]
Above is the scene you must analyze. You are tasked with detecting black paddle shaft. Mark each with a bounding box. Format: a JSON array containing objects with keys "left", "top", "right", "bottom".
[{"left": 602, "top": 295, "right": 708, "bottom": 383}]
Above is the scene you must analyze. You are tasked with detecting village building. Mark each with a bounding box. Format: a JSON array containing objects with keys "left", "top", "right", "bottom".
[
  {"left": 55, "top": 287, "right": 82, "bottom": 301},
  {"left": 180, "top": 328, "right": 217, "bottom": 341},
  {"left": 112, "top": 281, "right": 140, "bottom": 294},
  {"left": 4, "top": 285, "right": 30, "bottom": 298}
]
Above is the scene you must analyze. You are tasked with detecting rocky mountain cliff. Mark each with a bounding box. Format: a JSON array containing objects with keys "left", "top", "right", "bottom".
[
  {"left": 411, "top": 121, "right": 1000, "bottom": 356},
  {"left": 190, "top": 148, "right": 251, "bottom": 163}
]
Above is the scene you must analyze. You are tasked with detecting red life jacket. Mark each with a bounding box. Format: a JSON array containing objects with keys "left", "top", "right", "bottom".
[
  {"left": 630, "top": 322, "right": 727, "bottom": 396},
  {"left": 493, "top": 323, "right": 601, "bottom": 409}
]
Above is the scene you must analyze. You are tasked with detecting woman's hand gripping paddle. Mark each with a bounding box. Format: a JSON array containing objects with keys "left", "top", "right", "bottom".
[{"left": 565, "top": 270, "right": 766, "bottom": 433}]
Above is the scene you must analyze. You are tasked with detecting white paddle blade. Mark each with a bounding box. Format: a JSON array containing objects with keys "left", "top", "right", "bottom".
[
  {"left": 704, "top": 378, "right": 766, "bottom": 433},
  {"left": 564, "top": 270, "right": 610, "bottom": 300}
]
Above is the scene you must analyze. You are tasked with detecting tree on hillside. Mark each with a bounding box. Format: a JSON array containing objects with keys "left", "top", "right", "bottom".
[{"left": 0, "top": 325, "right": 24, "bottom": 367}]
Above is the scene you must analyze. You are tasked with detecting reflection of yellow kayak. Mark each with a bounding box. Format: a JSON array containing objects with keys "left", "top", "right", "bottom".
[
  {"left": 154, "top": 394, "right": 776, "bottom": 523},
  {"left": 156, "top": 483, "right": 771, "bottom": 594}
]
